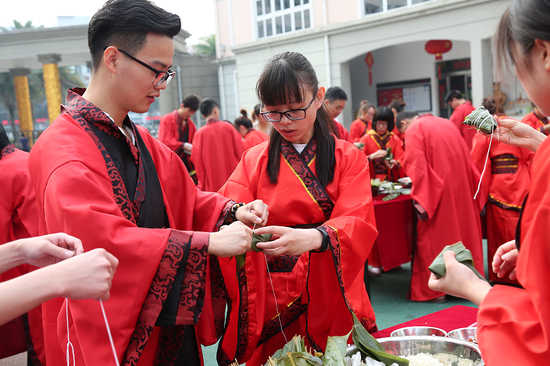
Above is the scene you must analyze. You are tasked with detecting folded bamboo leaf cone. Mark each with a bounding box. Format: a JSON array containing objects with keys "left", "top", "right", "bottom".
[{"left": 429, "top": 242, "right": 487, "bottom": 281}]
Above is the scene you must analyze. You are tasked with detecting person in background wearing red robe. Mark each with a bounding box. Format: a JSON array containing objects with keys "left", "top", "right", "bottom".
[
  {"left": 396, "top": 111, "right": 484, "bottom": 303},
  {"left": 192, "top": 98, "right": 245, "bottom": 192},
  {"left": 234, "top": 109, "right": 268, "bottom": 150},
  {"left": 429, "top": 2, "right": 550, "bottom": 363},
  {"left": 28, "top": 1, "right": 268, "bottom": 365},
  {"left": 252, "top": 103, "right": 273, "bottom": 136},
  {"left": 522, "top": 102, "right": 550, "bottom": 136},
  {"left": 471, "top": 97, "right": 533, "bottom": 286},
  {"left": 350, "top": 100, "right": 375, "bottom": 144},
  {"left": 360, "top": 106, "right": 405, "bottom": 182},
  {"left": 217, "top": 51, "right": 378, "bottom": 366},
  {"left": 0, "top": 125, "right": 44, "bottom": 364},
  {"left": 157, "top": 94, "right": 199, "bottom": 182},
  {"left": 388, "top": 100, "right": 406, "bottom": 142},
  {"left": 324, "top": 86, "right": 352, "bottom": 142},
  {"left": 445, "top": 90, "right": 477, "bottom": 150}
]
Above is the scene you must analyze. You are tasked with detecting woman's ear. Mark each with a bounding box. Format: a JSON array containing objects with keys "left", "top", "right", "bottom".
[
  {"left": 533, "top": 39, "right": 550, "bottom": 71},
  {"left": 316, "top": 87, "right": 326, "bottom": 108}
]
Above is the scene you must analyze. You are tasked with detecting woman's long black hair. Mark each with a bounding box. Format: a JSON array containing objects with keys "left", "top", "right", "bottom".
[{"left": 256, "top": 52, "right": 335, "bottom": 187}]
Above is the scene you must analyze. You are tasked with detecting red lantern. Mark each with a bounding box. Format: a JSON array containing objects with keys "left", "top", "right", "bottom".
[
  {"left": 425, "top": 40, "right": 452, "bottom": 61},
  {"left": 365, "top": 52, "right": 374, "bottom": 85}
]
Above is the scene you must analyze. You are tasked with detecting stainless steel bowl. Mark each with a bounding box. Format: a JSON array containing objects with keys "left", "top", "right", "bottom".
[
  {"left": 448, "top": 327, "right": 477, "bottom": 343},
  {"left": 390, "top": 326, "right": 448, "bottom": 338},
  {"left": 346, "top": 336, "right": 484, "bottom": 365}
]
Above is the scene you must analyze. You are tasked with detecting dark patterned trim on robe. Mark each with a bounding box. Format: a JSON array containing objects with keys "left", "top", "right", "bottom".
[
  {"left": 123, "top": 231, "right": 208, "bottom": 365},
  {"left": 0, "top": 143, "right": 16, "bottom": 160},
  {"left": 257, "top": 296, "right": 307, "bottom": 346},
  {"left": 488, "top": 194, "right": 523, "bottom": 212},
  {"left": 63, "top": 89, "right": 146, "bottom": 224},
  {"left": 281, "top": 138, "right": 334, "bottom": 220},
  {"left": 412, "top": 200, "right": 429, "bottom": 221},
  {"left": 369, "top": 132, "right": 393, "bottom": 176},
  {"left": 491, "top": 153, "right": 519, "bottom": 174}
]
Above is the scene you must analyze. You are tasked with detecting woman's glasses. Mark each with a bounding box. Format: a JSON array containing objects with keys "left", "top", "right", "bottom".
[
  {"left": 260, "top": 92, "right": 318, "bottom": 122},
  {"left": 117, "top": 48, "right": 175, "bottom": 86}
]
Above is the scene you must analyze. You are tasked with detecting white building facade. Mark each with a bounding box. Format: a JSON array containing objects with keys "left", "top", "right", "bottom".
[{"left": 214, "top": 0, "right": 527, "bottom": 127}]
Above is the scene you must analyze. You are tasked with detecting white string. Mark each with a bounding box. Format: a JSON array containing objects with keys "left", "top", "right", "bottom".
[
  {"left": 263, "top": 253, "right": 288, "bottom": 343},
  {"left": 474, "top": 128, "right": 494, "bottom": 199},
  {"left": 100, "top": 300, "right": 120, "bottom": 366},
  {"left": 66, "top": 300, "right": 75, "bottom": 366}
]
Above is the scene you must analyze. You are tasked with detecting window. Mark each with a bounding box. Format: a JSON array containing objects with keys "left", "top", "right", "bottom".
[
  {"left": 365, "top": 0, "right": 433, "bottom": 15},
  {"left": 256, "top": 0, "right": 312, "bottom": 39}
]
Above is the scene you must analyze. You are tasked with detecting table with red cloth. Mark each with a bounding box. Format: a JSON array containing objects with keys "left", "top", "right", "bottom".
[
  {"left": 372, "top": 305, "right": 478, "bottom": 338},
  {"left": 370, "top": 194, "right": 415, "bottom": 270}
]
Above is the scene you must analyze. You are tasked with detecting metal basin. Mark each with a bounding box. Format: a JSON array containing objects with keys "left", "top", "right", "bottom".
[
  {"left": 346, "top": 336, "right": 484, "bottom": 366},
  {"left": 448, "top": 327, "right": 477, "bottom": 344},
  {"left": 390, "top": 326, "right": 448, "bottom": 338}
]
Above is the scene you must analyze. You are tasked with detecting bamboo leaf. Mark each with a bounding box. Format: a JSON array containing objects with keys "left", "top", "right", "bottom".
[
  {"left": 251, "top": 233, "right": 272, "bottom": 252},
  {"left": 429, "top": 242, "right": 486, "bottom": 281}
]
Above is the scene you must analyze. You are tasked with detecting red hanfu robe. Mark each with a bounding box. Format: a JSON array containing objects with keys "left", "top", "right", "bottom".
[
  {"left": 28, "top": 89, "right": 232, "bottom": 366},
  {"left": 359, "top": 130, "right": 405, "bottom": 182},
  {"left": 192, "top": 118, "right": 245, "bottom": 192},
  {"left": 522, "top": 111, "right": 549, "bottom": 136},
  {"left": 158, "top": 110, "right": 197, "bottom": 173},
  {"left": 403, "top": 115, "right": 484, "bottom": 301},
  {"left": 471, "top": 124, "right": 533, "bottom": 285},
  {"left": 332, "top": 119, "right": 351, "bottom": 142},
  {"left": 217, "top": 137, "right": 378, "bottom": 366},
  {"left": 477, "top": 136, "right": 550, "bottom": 365},
  {"left": 350, "top": 118, "right": 371, "bottom": 143},
  {"left": 243, "top": 128, "right": 269, "bottom": 150},
  {"left": 449, "top": 101, "right": 477, "bottom": 150},
  {"left": 0, "top": 145, "right": 42, "bottom": 363}
]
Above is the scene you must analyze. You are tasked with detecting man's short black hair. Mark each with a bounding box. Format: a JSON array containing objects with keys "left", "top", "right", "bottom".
[
  {"left": 88, "top": 0, "right": 181, "bottom": 72},
  {"left": 395, "top": 111, "right": 419, "bottom": 131},
  {"left": 325, "top": 86, "right": 348, "bottom": 102},
  {"left": 199, "top": 98, "right": 219, "bottom": 117},
  {"left": 444, "top": 90, "right": 464, "bottom": 103},
  {"left": 182, "top": 95, "right": 200, "bottom": 111}
]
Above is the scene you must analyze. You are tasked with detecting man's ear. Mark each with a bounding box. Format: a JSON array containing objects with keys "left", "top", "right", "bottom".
[{"left": 103, "top": 46, "right": 119, "bottom": 74}]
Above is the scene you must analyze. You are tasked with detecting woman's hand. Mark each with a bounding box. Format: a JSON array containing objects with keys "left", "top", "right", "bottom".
[
  {"left": 253, "top": 226, "right": 323, "bottom": 256},
  {"left": 209, "top": 221, "right": 252, "bottom": 257},
  {"left": 492, "top": 240, "right": 519, "bottom": 280},
  {"left": 428, "top": 251, "right": 491, "bottom": 306},
  {"left": 235, "top": 200, "right": 269, "bottom": 227},
  {"left": 370, "top": 149, "right": 387, "bottom": 160},
  {"left": 16, "top": 233, "right": 84, "bottom": 267},
  {"left": 483, "top": 117, "right": 545, "bottom": 152},
  {"left": 53, "top": 248, "right": 118, "bottom": 301}
]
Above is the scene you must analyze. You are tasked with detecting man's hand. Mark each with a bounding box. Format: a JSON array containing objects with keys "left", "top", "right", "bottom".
[
  {"left": 209, "top": 221, "right": 252, "bottom": 257},
  {"left": 16, "top": 233, "right": 84, "bottom": 267},
  {"left": 235, "top": 199, "right": 269, "bottom": 227}
]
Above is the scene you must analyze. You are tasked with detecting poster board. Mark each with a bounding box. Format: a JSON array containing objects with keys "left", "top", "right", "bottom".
[{"left": 377, "top": 79, "right": 432, "bottom": 112}]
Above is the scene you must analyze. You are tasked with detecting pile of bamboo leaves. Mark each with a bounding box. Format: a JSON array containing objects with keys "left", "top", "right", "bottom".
[{"left": 263, "top": 314, "right": 409, "bottom": 366}]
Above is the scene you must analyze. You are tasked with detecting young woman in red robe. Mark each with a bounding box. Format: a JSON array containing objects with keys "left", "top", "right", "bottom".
[
  {"left": 217, "top": 51, "right": 378, "bottom": 366},
  {"left": 429, "top": 1, "right": 550, "bottom": 363},
  {"left": 471, "top": 98, "right": 534, "bottom": 285},
  {"left": 234, "top": 109, "right": 269, "bottom": 150},
  {"left": 349, "top": 100, "right": 374, "bottom": 143},
  {"left": 360, "top": 106, "right": 405, "bottom": 181}
]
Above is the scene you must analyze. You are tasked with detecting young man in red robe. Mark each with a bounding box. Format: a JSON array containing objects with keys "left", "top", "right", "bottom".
[
  {"left": 396, "top": 111, "right": 484, "bottom": 302},
  {"left": 445, "top": 90, "right": 477, "bottom": 150},
  {"left": 324, "top": 86, "right": 352, "bottom": 142},
  {"left": 0, "top": 126, "right": 43, "bottom": 364},
  {"left": 157, "top": 94, "right": 199, "bottom": 181},
  {"left": 27, "top": 1, "right": 267, "bottom": 365},
  {"left": 191, "top": 98, "right": 245, "bottom": 192}
]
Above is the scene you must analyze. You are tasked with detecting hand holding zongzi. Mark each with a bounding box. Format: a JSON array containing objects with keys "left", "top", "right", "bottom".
[{"left": 428, "top": 251, "right": 491, "bottom": 306}]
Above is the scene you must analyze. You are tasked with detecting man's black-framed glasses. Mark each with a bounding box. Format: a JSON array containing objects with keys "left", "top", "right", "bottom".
[
  {"left": 260, "top": 91, "right": 318, "bottom": 122},
  {"left": 117, "top": 48, "right": 175, "bottom": 86}
]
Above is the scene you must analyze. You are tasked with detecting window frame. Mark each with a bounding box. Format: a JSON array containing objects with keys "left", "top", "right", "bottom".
[{"left": 254, "top": 0, "right": 313, "bottom": 40}]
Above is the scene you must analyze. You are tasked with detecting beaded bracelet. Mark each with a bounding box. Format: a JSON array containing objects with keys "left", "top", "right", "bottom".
[{"left": 231, "top": 202, "right": 245, "bottom": 222}]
